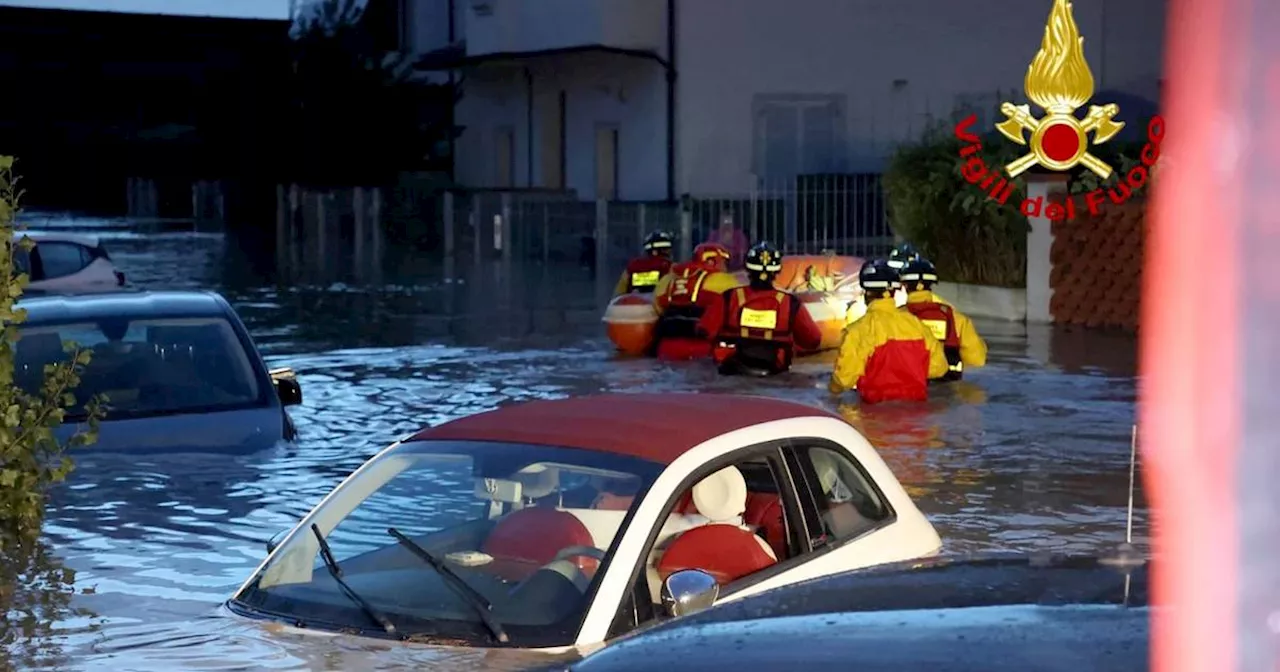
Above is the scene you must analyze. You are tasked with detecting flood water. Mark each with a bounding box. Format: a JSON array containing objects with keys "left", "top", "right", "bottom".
[{"left": 5, "top": 217, "right": 1144, "bottom": 670}]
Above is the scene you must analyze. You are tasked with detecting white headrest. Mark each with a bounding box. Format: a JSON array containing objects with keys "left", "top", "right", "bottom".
[
  {"left": 514, "top": 465, "right": 559, "bottom": 499},
  {"left": 691, "top": 465, "right": 747, "bottom": 522},
  {"left": 812, "top": 450, "right": 838, "bottom": 493}
]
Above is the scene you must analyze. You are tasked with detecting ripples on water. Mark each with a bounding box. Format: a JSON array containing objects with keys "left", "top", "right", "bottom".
[{"left": 9, "top": 218, "right": 1144, "bottom": 670}]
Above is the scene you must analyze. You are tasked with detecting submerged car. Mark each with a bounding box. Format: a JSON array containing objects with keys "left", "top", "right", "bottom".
[
  {"left": 14, "top": 232, "right": 127, "bottom": 292},
  {"left": 14, "top": 290, "right": 301, "bottom": 452},
  {"left": 570, "top": 553, "right": 1150, "bottom": 671},
  {"left": 226, "top": 393, "right": 941, "bottom": 654}
]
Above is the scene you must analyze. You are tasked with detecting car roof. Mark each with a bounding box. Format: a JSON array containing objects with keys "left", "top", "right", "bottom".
[
  {"left": 409, "top": 393, "right": 843, "bottom": 464},
  {"left": 17, "top": 290, "right": 231, "bottom": 324},
  {"left": 573, "top": 555, "right": 1150, "bottom": 671},
  {"left": 14, "top": 231, "right": 101, "bottom": 247}
]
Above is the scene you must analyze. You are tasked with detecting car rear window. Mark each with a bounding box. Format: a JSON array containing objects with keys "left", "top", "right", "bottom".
[{"left": 14, "top": 316, "right": 263, "bottom": 420}]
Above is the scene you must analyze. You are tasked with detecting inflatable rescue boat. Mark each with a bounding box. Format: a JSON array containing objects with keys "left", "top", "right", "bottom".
[{"left": 606, "top": 254, "right": 907, "bottom": 356}]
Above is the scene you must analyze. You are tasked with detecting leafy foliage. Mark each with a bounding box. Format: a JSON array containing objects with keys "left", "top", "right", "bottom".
[
  {"left": 280, "top": 0, "right": 461, "bottom": 186},
  {"left": 0, "top": 157, "right": 104, "bottom": 667},
  {"left": 883, "top": 107, "right": 1147, "bottom": 287},
  {"left": 0, "top": 157, "right": 104, "bottom": 547},
  {"left": 883, "top": 113, "right": 1030, "bottom": 288}
]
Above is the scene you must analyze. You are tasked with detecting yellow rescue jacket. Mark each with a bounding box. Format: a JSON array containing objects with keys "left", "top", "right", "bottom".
[
  {"left": 905, "top": 290, "right": 988, "bottom": 368},
  {"left": 653, "top": 268, "right": 739, "bottom": 315},
  {"left": 829, "top": 297, "right": 949, "bottom": 402}
]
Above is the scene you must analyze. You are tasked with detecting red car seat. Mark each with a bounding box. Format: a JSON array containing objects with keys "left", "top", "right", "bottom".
[
  {"left": 657, "top": 466, "right": 777, "bottom": 585},
  {"left": 743, "top": 492, "right": 787, "bottom": 558},
  {"left": 481, "top": 507, "right": 595, "bottom": 581}
]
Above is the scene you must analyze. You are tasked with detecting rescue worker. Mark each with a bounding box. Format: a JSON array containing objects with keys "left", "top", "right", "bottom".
[
  {"left": 886, "top": 242, "right": 922, "bottom": 271},
  {"left": 697, "top": 241, "right": 824, "bottom": 376},
  {"left": 828, "top": 259, "right": 949, "bottom": 403},
  {"left": 899, "top": 257, "right": 988, "bottom": 381},
  {"left": 651, "top": 242, "right": 737, "bottom": 360},
  {"left": 614, "top": 230, "right": 675, "bottom": 296}
]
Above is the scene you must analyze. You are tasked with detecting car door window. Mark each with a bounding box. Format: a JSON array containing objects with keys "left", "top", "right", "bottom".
[
  {"left": 35, "top": 242, "right": 89, "bottom": 279},
  {"left": 789, "top": 443, "right": 892, "bottom": 544},
  {"left": 621, "top": 447, "right": 799, "bottom": 635}
]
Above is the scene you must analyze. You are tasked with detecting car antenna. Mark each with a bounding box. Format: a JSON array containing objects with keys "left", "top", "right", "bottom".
[{"left": 1100, "top": 424, "right": 1144, "bottom": 603}]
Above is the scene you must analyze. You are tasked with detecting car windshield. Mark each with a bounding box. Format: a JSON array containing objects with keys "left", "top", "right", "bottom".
[
  {"left": 232, "top": 439, "right": 663, "bottom": 646},
  {"left": 14, "top": 316, "right": 263, "bottom": 420}
]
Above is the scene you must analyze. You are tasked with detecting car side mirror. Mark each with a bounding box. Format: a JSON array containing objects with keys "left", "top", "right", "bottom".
[
  {"left": 265, "top": 529, "right": 288, "bottom": 555},
  {"left": 270, "top": 367, "right": 302, "bottom": 406},
  {"left": 660, "top": 569, "right": 719, "bottom": 618}
]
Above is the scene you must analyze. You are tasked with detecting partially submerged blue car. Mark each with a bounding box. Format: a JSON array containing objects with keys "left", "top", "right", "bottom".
[
  {"left": 14, "top": 290, "right": 301, "bottom": 453},
  {"left": 568, "top": 553, "right": 1149, "bottom": 671}
]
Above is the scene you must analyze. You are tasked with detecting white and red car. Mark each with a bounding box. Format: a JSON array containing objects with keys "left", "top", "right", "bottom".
[
  {"left": 15, "top": 233, "right": 127, "bottom": 293},
  {"left": 226, "top": 393, "right": 941, "bottom": 655}
]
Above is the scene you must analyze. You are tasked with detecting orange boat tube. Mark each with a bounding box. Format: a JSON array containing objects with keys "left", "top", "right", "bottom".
[{"left": 602, "top": 293, "right": 658, "bottom": 356}]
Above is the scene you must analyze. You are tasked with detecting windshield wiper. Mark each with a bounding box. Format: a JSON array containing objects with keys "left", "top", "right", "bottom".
[
  {"left": 388, "top": 527, "right": 510, "bottom": 643},
  {"left": 310, "top": 524, "right": 399, "bottom": 636}
]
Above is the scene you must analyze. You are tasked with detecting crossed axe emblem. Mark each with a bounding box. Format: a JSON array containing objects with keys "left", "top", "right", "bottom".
[{"left": 995, "top": 102, "right": 1125, "bottom": 179}]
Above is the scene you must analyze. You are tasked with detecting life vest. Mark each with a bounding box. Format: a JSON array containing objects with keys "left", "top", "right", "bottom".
[
  {"left": 624, "top": 256, "right": 672, "bottom": 294},
  {"left": 905, "top": 301, "right": 963, "bottom": 379},
  {"left": 714, "top": 287, "right": 798, "bottom": 373},
  {"left": 656, "top": 262, "right": 713, "bottom": 339}
]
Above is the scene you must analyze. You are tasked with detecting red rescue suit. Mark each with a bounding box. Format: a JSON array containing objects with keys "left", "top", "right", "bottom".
[
  {"left": 654, "top": 263, "right": 719, "bottom": 361},
  {"left": 620, "top": 256, "right": 672, "bottom": 294},
  {"left": 699, "top": 287, "right": 824, "bottom": 375},
  {"left": 904, "top": 300, "right": 963, "bottom": 381}
]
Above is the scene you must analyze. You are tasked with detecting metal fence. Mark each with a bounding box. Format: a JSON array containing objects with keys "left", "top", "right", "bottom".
[{"left": 441, "top": 173, "right": 893, "bottom": 271}]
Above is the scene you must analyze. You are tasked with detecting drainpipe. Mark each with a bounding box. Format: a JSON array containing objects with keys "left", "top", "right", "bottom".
[
  {"left": 665, "top": 0, "right": 677, "bottom": 202},
  {"left": 447, "top": 0, "right": 457, "bottom": 181},
  {"left": 525, "top": 68, "right": 534, "bottom": 187}
]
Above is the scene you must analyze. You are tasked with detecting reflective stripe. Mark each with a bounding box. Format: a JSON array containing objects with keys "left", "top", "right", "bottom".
[
  {"left": 689, "top": 270, "right": 708, "bottom": 302},
  {"left": 921, "top": 319, "right": 948, "bottom": 341},
  {"left": 631, "top": 270, "right": 660, "bottom": 287}
]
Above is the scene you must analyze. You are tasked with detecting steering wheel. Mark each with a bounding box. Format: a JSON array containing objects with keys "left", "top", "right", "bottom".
[{"left": 553, "top": 545, "right": 606, "bottom": 563}]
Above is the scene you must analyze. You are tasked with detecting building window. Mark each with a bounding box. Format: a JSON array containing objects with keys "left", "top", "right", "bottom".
[
  {"left": 752, "top": 94, "right": 847, "bottom": 180},
  {"left": 494, "top": 127, "right": 515, "bottom": 188},
  {"left": 539, "top": 91, "right": 567, "bottom": 189},
  {"left": 594, "top": 125, "right": 619, "bottom": 200}
]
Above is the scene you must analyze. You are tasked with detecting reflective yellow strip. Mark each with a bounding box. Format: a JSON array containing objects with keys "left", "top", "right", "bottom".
[
  {"left": 631, "top": 270, "right": 660, "bottom": 286},
  {"left": 740, "top": 308, "right": 778, "bottom": 329},
  {"left": 922, "top": 319, "right": 948, "bottom": 341},
  {"left": 690, "top": 271, "right": 709, "bottom": 303}
]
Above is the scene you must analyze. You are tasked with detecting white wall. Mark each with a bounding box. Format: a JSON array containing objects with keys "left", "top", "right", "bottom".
[
  {"left": 462, "top": 0, "right": 662, "bottom": 56},
  {"left": 675, "top": 0, "right": 1166, "bottom": 195},
  {"left": 453, "top": 52, "right": 668, "bottom": 200}
]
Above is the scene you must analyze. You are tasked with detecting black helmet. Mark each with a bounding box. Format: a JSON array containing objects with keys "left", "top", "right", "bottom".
[
  {"left": 643, "top": 230, "right": 674, "bottom": 254},
  {"left": 899, "top": 258, "right": 939, "bottom": 286},
  {"left": 744, "top": 241, "right": 783, "bottom": 276},
  {"left": 887, "top": 243, "right": 920, "bottom": 270},
  {"left": 859, "top": 258, "right": 899, "bottom": 291}
]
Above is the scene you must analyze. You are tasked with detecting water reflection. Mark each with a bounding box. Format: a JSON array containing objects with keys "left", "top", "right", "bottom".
[
  {"left": 1, "top": 541, "right": 90, "bottom": 670},
  {"left": 12, "top": 216, "right": 1146, "bottom": 670}
]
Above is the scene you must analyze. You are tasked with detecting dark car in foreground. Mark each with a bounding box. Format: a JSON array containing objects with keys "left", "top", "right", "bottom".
[
  {"left": 15, "top": 290, "right": 301, "bottom": 452},
  {"left": 568, "top": 553, "right": 1149, "bottom": 672}
]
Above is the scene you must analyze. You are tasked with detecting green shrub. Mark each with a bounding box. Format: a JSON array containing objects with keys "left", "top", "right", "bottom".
[
  {"left": 883, "top": 107, "right": 1149, "bottom": 287},
  {"left": 0, "top": 157, "right": 103, "bottom": 546},
  {"left": 0, "top": 156, "right": 105, "bottom": 668}
]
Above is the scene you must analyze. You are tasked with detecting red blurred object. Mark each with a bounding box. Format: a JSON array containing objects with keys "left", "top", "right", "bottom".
[{"left": 1144, "top": 0, "right": 1280, "bottom": 668}]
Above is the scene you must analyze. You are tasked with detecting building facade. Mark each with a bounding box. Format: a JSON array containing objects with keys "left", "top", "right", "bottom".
[{"left": 406, "top": 0, "right": 1166, "bottom": 201}]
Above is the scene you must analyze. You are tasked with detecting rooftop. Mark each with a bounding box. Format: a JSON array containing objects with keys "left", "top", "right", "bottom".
[
  {"left": 409, "top": 393, "right": 843, "bottom": 464},
  {"left": 17, "top": 290, "right": 232, "bottom": 323}
]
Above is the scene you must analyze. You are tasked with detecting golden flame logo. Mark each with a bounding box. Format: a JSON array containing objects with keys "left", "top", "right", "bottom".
[{"left": 995, "top": 0, "right": 1124, "bottom": 178}]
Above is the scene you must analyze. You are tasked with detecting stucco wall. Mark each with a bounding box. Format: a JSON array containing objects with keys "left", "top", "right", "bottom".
[
  {"left": 675, "top": 0, "right": 1166, "bottom": 195},
  {"left": 453, "top": 53, "right": 668, "bottom": 200},
  {"left": 1048, "top": 199, "right": 1145, "bottom": 331}
]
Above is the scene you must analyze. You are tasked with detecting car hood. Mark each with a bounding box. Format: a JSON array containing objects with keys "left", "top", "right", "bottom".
[
  {"left": 57, "top": 406, "right": 287, "bottom": 454},
  {"left": 572, "top": 553, "right": 1149, "bottom": 671}
]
